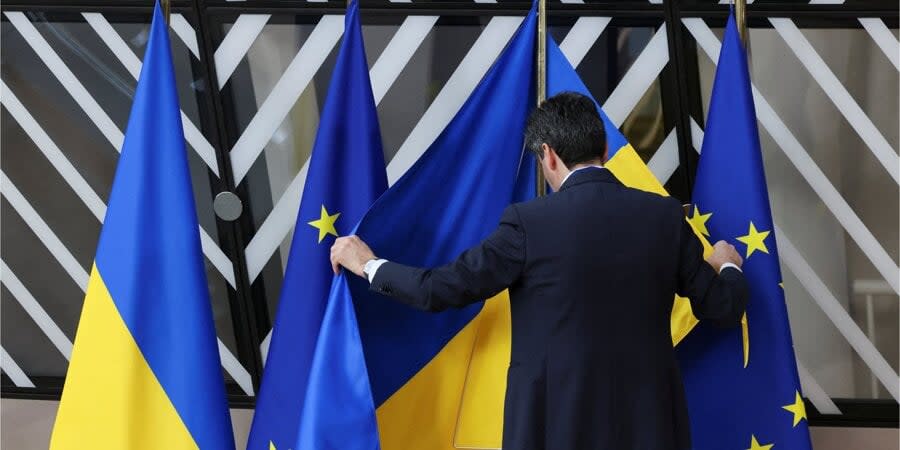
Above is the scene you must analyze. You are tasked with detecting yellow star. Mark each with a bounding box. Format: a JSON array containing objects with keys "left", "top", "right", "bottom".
[
  {"left": 269, "top": 442, "right": 276, "bottom": 450},
  {"left": 688, "top": 206, "right": 712, "bottom": 237},
  {"left": 782, "top": 391, "right": 807, "bottom": 427},
  {"left": 748, "top": 435, "right": 774, "bottom": 450},
  {"left": 736, "top": 221, "right": 771, "bottom": 258},
  {"left": 307, "top": 205, "right": 340, "bottom": 243}
]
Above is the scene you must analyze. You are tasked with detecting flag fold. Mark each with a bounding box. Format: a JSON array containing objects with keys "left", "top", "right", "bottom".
[
  {"left": 248, "top": 2, "right": 387, "bottom": 448},
  {"left": 342, "top": 5, "right": 537, "bottom": 449}
]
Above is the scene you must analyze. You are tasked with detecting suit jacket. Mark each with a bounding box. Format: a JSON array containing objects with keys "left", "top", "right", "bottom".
[{"left": 369, "top": 167, "right": 749, "bottom": 450}]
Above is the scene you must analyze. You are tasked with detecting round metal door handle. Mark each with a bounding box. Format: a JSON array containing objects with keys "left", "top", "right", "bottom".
[{"left": 213, "top": 191, "right": 243, "bottom": 221}]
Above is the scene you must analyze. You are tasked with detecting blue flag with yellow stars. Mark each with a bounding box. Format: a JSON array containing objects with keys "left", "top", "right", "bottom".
[
  {"left": 247, "top": 2, "right": 387, "bottom": 449},
  {"left": 676, "top": 13, "right": 812, "bottom": 450},
  {"left": 303, "top": 5, "right": 536, "bottom": 448}
]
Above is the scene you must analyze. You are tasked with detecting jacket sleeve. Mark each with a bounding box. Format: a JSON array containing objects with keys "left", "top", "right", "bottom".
[
  {"left": 369, "top": 205, "right": 526, "bottom": 312},
  {"left": 676, "top": 213, "right": 749, "bottom": 328}
]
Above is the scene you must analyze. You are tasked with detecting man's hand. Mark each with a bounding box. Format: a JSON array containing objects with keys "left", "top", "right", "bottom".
[
  {"left": 706, "top": 240, "right": 743, "bottom": 273},
  {"left": 330, "top": 235, "right": 376, "bottom": 277}
]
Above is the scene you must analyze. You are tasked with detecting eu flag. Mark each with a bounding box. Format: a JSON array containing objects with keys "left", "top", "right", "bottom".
[
  {"left": 304, "top": 6, "right": 536, "bottom": 449},
  {"left": 50, "top": 3, "right": 235, "bottom": 448},
  {"left": 247, "top": 2, "right": 388, "bottom": 449},
  {"left": 676, "top": 13, "right": 812, "bottom": 450}
]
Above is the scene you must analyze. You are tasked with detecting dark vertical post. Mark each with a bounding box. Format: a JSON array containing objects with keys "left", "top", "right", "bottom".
[
  {"left": 536, "top": 0, "right": 547, "bottom": 197},
  {"left": 189, "top": 0, "right": 267, "bottom": 397}
]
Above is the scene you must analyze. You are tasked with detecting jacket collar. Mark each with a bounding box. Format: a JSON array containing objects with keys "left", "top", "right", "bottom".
[{"left": 558, "top": 166, "right": 621, "bottom": 192}]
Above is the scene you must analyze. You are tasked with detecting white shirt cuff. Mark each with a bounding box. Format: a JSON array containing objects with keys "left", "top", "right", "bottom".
[
  {"left": 719, "top": 262, "right": 742, "bottom": 273},
  {"left": 364, "top": 259, "right": 388, "bottom": 283}
]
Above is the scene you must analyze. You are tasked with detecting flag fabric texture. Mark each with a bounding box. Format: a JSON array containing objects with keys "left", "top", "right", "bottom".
[
  {"left": 302, "top": 5, "right": 536, "bottom": 449},
  {"left": 676, "top": 13, "right": 812, "bottom": 450},
  {"left": 49, "top": 3, "right": 235, "bottom": 449},
  {"left": 247, "top": 2, "right": 388, "bottom": 449}
]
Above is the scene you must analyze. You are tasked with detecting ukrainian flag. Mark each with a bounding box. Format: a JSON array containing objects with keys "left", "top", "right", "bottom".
[{"left": 49, "top": 4, "right": 235, "bottom": 449}]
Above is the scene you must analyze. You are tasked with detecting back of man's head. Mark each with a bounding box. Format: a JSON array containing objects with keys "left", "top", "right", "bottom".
[{"left": 524, "top": 92, "right": 607, "bottom": 168}]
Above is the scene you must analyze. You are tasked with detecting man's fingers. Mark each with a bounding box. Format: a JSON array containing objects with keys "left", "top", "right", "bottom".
[
  {"left": 330, "top": 238, "right": 345, "bottom": 274},
  {"left": 722, "top": 241, "right": 743, "bottom": 267},
  {"left": 329, "top": 236, "right": 372, "bottom": 277},
  {"left": 330, "top": 251, "right": 340, "bottom": 274}
]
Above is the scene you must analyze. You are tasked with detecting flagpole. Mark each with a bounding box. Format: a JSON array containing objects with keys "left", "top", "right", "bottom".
[
  {"left": 735, "top": 0, "right": 748, "bottom": 46},
  {"left": 735, "top": 0, "right": 753, "bottom": 74},
  {"left": 535, "top": 0, "right": 548, "bottom": 197},
  {"left": 161, "top": 0, "right": 170, "bottom": 23}
]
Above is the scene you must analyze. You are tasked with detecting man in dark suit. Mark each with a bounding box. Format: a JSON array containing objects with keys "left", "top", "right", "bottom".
[{"left": 330, "top": 92, "right": 748, "bottom": 450}]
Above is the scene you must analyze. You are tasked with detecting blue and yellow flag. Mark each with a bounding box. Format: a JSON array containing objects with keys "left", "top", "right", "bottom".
[
  {"left": 308, "top": 5, "right": 535, "bottom": 449},
  {"left": 50, "top": 3, "right": 235, "bottom": 449},
  {"left": 451, "top": 30, "right": 716, "bottom": 448},
  {"left": 676, "top": 13, "right": 812, "bottom": 450},
  {"left": 545, "top": 33, "right": 707, "bottom": 345},
  {"left": 294, "top": 262, "right": 381, "bottom": 449},
  {"left": 247, "top": 2, "right": 387, "bottom": 449}
]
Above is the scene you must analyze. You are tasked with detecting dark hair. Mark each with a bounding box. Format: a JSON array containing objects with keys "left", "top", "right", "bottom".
[{"left": 524, "top": 92, "right": 607, "bottom": 167}]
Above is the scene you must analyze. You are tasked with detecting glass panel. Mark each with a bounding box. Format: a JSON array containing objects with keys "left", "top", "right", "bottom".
[
  {"left": 680, "top": 0, "right": 885, "bottom": 4},
  {"left": 1, "top": 286, "right": 70, "bottom": 380},
  {"left": 220, "top": 14, "right": 503, "bottom": 322},
  {"left": 549, "top": 19, "right": 684, "bottom": 197},
  {"left": 226, "top": 13, "right": 680, "bottom": 336},
  {"left": 0, "top": 12, "right": 241, "bottom": 384},
  {"left": 205, "top": 0, "right": 660, "bottom": 5},
  {"left": 694, "top": 22, "right": 899, "bottom": 399}
]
